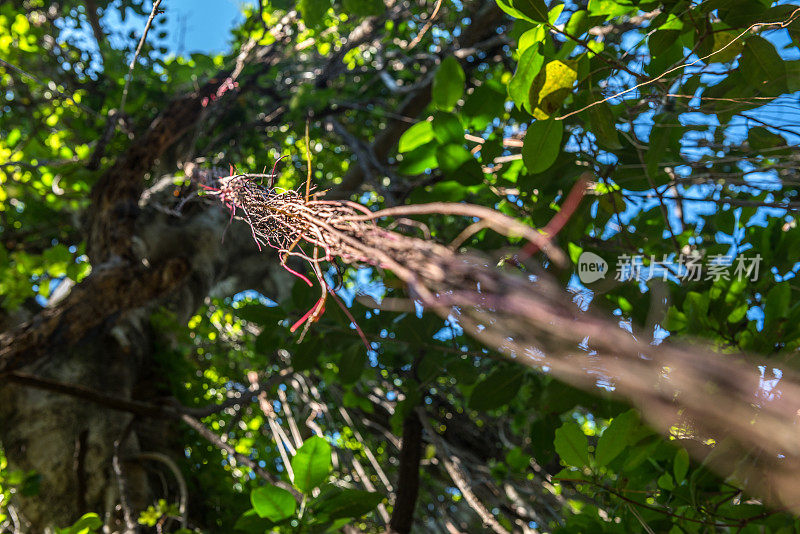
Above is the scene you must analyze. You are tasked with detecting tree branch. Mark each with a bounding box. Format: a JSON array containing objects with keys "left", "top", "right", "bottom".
[
  {"left": 417, "top": 408, "right": 511, "bottom": 534},
  {"left": 119, "top": 0, "right": 163, "bottom": 114},
  {"left": 0, "top": 257, "right": 190, "bottom": 374},
  {"left": 387, "top": 409, "right": 423, "bottom": 534},
  {"left": 83, "top": 0, "right": 106, "bottom": 54}
]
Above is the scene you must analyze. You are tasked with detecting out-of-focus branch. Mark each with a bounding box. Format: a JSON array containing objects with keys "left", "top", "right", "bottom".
[
  {"left": 134, "top": 452, "right": 188, "bottom": 530},
  {"left": 83, "top": 0, "right": 106, "bottom": 52},
  {"left": 417, "top": 408, "right": 511, "bottom": 534},
  {"left": 113, "top": 420, "right": 138, "bottom": 534},
  {"left": 180, "top": 412, "right": 301, "bottom": 498},
  {"left": 386, "top": 409, "right": 423, "bottom": 534}
]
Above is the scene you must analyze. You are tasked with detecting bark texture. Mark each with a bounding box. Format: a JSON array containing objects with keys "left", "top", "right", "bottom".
[{"left": 0, "top": 184, "right": 288, "bottom": 530}]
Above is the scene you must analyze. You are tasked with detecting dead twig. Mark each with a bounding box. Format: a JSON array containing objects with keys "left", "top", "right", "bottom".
[{"left": 120, "top": 0, "right": 163, "bottom": 114}]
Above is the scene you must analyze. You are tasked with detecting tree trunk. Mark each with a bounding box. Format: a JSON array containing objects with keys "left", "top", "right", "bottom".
[{"left": 0, "top": 183, "right": 288, "bottom": 531}]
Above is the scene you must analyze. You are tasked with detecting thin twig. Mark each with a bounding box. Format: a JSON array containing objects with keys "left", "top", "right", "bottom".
[
  {"left": 405, "top": 0, "right": 443, "bottom": 50},
  {"left": 557, "top": 8, "right": 800, "bottom": 120},
  {"left": 120, "top": 0, "right": 163, "bottom": 114}
]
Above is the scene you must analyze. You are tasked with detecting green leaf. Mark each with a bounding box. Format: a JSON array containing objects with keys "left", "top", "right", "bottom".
[
  {"left": 595, "top": 411, "right": 635, "bottom": 467},
  {"left": 517, "top": 26, "right": 546, "bottom": 54},
  {"left": 646, "top": 113, "right": 674, "bottom": 180},
  {"left": 565, "top": 10, "right": 589, "bottom": 37},
  {"left": 251, "top": 485, "right": 297, "bottom": 522},
  {"left": 432, "top": 56, "right": 465, "bottom": 110},
  {"left": 649, "top": 30, "right": 681, "bottom": 58},
  {"left": 398, "top": 121, "right": 434, "bottom": 153},
  {"left": 64, "top": 513, "right": 102, "bottom": 534},
  {"left": 342, "top": 0, "right": 384, "bottom": 17},
  {"left": 495, "top": 0, "right": 528, "bottom": 21},
  {"left": 398, "top": 143, "right": 438, "bottom": 174},
  {"left": 462, "top": 84, "right": 506, "bottom": 129},
  {"left": 684, "top": 291, "right": 710, "bottom": 332},
  {"left": 674, "top": 448, "right": 690, "bottom": 483},
  {"left": 435, "top": 144, "right": 470, "bottom": 172},
  {"left": 587, "top": 0, "right": 636, "bottom": 18},
  {"left": 787, "top": 60, "right": 800, "bottom": 92},
  {"left": 657, "top": 473, "right": 675, "bottom": 491},
  {"left": 447, "top": 357, "right": 480, "bottom": 384},
  {"left": 708, "top": 30, "right": 745, "bottom": 63},
  {"left": 513, "top": 0, "right": 549, "bottom": 23},
  {"left": 468, "top": 365, "right": 525, "bottom": 411},
  {"left": 432, "top": 112, "right": 463, "bottom": 144},
  {"left": 586, "top": 95, "right": 621, "bottom": 149},
  {"left": 291, "top": 436, "right": 332, "bottom": 493},
  {"left": 748, "top": 127, "right": 787, "bottom": 153},
  {"left": 234, "top": 509, "right": 276, "bottom": 532},
  {"left": 664, "top": 306, "right": 687, "bottom": 332},
  {"left": 508, "top": 44, "right": 544, "bottom": 112},
  {"left": 529, "top": 59, "right": 577, "bottom": 119},
  {"left": 714, "top": 0, "right": 767, "bottom": 28},
  {"left": 554, "top": 421, "right": 589, "bottom": 467},
  {"left": 505, "top": 447, "right": 532, "bottom": 471},
  {"left": 312, "top": 487, "right": 384, "bottom": 520},
  {"left": 11, "top": 13, "right": 30, "bottom": 35},
  {"left": 622, "top": 436, "right": 661, "bottom": 472},
  {"left": 740, "top": 36, "right": 788, "bottom": 95},
  {"left": 522, "top": 118, "right": 563, "bottom": 174},
  {"left": 298, "top": 0, "right": 331, "bottom": 28},
  {"left": 6, "top": 128, "right": 21, "bottom": 147},
  {"left": 727, "top": 303, "right": 748, "bottom": 324},
  {"left": 436, "top": 145, "right": 483, "bottom": 186},
  {"left": 764, "top": 282, "right": 790, "bottom": 331}
]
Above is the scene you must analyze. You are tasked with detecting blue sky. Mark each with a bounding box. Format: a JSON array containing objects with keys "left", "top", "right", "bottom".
[
  {"left": 158, "top": 0, "right": 257, "bottom": 54},
  {"left": 102, "top": 0, "right": 257, "bottom": 55}
]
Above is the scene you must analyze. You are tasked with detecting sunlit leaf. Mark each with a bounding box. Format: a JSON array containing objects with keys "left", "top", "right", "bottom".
[
  {"left": 251, "top": 485, "right": 296, "bottom": 522},
  {"left": 291, "top": 436, "right": 332, "bottom": 493},
  {"left": 432, "top": 56, "right": 465, "bottom": 111}
]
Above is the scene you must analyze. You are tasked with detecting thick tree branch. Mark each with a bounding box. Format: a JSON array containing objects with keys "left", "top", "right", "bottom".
[
  {"left": 0, "top": 257, "right": 190, "bottom": 374},
  {"left": 87, "top": 16, "right": 295, "bottom": 263}
]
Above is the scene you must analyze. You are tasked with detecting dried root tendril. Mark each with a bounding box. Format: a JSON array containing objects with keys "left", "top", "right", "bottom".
[{"left": 198, "top": 164, "right": 575, "bottom": 344}]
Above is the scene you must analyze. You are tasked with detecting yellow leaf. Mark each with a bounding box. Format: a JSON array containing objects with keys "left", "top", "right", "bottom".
[
  {"left": 529, "top": 59, "right": 578, "bottom": 119},
  {"left": 710, "top": 31, "right": 744, "bottom": 63}
]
